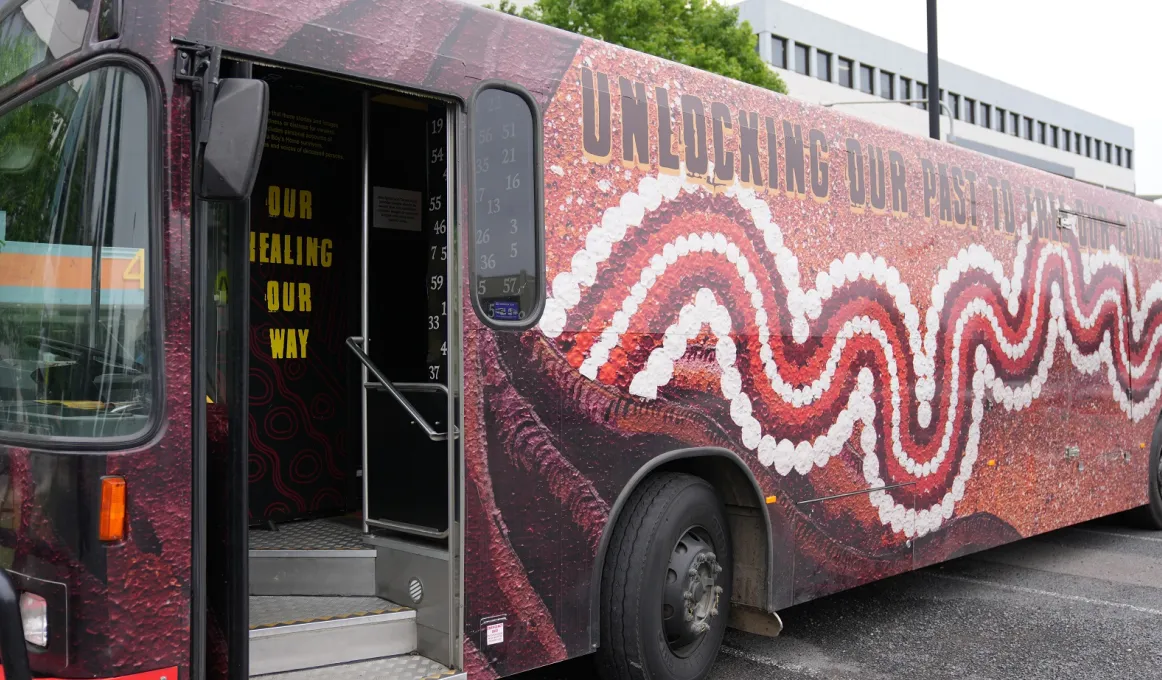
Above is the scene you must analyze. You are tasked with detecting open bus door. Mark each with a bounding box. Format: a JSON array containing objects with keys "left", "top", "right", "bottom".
[
  {"left": 189, "top": 48, "right": 463, "bottom": 680},
  {"left": 188, "top": 50, "right": 266, "bottom": 680}
]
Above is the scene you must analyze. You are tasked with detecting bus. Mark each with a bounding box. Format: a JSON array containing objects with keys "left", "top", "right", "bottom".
[{"left": 0, "top": 1, "right": 1159, "bottom": 679}]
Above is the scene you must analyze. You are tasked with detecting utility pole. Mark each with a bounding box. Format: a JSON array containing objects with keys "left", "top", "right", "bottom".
[{"left": 926, "top": 0, "right": 941, "bottom": 140}]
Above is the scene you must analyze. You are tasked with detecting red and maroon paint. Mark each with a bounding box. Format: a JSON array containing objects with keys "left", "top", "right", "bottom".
[{"left": 1, "top": 2, "right": 1160, "bottom": 680}]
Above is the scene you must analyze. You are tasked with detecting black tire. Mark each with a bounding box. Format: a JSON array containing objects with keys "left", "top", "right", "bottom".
[
  {"left": 1135, "top": 416, "right": 1162, "bottom": 529},
  {"left": 597, "top": 472, "right": 732, "bottom": 680}
]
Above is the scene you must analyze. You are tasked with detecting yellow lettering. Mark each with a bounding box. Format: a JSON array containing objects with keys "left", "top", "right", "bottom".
[
  {"left": 285, "top": 327, "right": 299, "bottom": 358},
  {"left": 298, "top": 283, "right": 312, "bottom": 312},
  {"left": 250, "top": 232, "right": 256, "bottom": 262},
  {"left": 301, "top": 191, "right": 312, "bottom": 220},
  {"left": 260, "top": 233, "right": 270, "bottom": 263},
  {"left": 282, "top": 282, "right": 295, "bottom": 312},
  {"left": 321, "top": 239, "right": 332, "bottom": 268},
  {"left": 296, "top": 236, "right": 303, "bottom": 265},
  {"left": 284, "top": 189, "right": 297, "bottom": 219},
  {"left": 270, "top": 233, "right": 282, "bottom": 264},
  {"left": 297, "top": 329, "right": 309, "bottom": 358},
  {"left": 267, "top": 186, "right": 280, "bottom": 217},
  {"left": 266, "top": 280, "right": 279, "bottom": 312},
  {"left": 306, "top": 238, "right": 318, "bottom": 267},
  {"left": 284, "top": 233, "right": 292, "bottom": 264},
  {"left": 269, "top": 328, "right": 286, "bottom": 359}
]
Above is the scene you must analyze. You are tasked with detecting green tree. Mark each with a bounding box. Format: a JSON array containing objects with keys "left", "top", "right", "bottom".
[{"left": 486, "top": 0, "right": 786, "bottom": 94}]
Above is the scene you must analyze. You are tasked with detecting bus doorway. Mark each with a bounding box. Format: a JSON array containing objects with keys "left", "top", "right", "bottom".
[{"left": 202, "top": 63, "right": 459, "bottom": 679}]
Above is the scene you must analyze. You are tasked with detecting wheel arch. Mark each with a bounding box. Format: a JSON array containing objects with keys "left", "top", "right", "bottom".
[{"left": 588, "top": 447, "right": 778, "bottom": 649}]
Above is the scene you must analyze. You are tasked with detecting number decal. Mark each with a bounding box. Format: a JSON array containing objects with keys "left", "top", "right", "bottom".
[{"left": 122, "top": 249, "right": 146, "bottom": 290}]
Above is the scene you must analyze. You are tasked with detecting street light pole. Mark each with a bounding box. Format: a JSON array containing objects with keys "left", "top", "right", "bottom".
[{"left": 926, "top": 0, "right": 940, "bottom": 140}]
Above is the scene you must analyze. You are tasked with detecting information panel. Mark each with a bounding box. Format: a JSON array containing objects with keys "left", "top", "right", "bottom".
[{"left": 472, "top": 88, "right": 539, "bottom": 323}]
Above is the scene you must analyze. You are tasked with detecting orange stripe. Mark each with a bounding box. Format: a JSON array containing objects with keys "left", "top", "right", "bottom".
[{"left": 0, "top": 252, "right": 138, "bottom": 289}]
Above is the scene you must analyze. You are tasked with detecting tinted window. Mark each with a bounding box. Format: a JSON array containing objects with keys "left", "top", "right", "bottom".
[
  {"left": 899, "top": 76, "right": 911, "bottom": 100},
  {"left": 815, "top": 50, "right": 831, "bottom": 81},
  {"left": 980, "top": 103, "right": 991, "bottom": 129},
  {"left": 948, "top": 93, "right": 960, "bottom": 119},
  {"left": 771, "top": 36, "right": 787, "bottom": 68},
  {"left": 0, "top": 66, "right": 154, "bottom": 440},
  {"left": 879, "top": 71, "right": 894, "bottom": 99},
  {"left": 837, "top": 58, "right": 852, "bottom": 88},
  {"left": 472, "top": 87, "right": 541, "bottom": 326},
  {"left": 0, "top": 0, "right": 91, "bottom": 88},
  {"left": 915, "top": 82, "right": 927, "bottom": 109},
  {"left": 859, "top": 64, "right": 873, "bottom": 94},
  {"left": 793, "top": 43, "right": 809, "bottom": 75}
]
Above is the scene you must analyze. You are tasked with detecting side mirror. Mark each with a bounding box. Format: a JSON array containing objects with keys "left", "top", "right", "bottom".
[{"left": 200, "top": 78, "right": 269, "bottom": 201}]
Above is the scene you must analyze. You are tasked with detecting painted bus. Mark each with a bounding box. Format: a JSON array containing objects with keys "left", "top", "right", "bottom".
[{"left": 0, "top": 1, "right": 1159, "bottom": 680}]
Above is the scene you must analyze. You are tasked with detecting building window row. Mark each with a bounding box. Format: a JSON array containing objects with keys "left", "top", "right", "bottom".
[{"left": 769, "top": 35, "right": 1133, "bottom": 170}]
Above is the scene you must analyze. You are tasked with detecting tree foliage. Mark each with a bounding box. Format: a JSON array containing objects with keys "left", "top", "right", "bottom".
[{"left": 486, "top": 0, "right": 787, "bottom": 94}]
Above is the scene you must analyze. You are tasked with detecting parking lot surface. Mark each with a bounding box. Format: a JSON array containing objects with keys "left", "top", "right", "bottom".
[{"left": 511, "top": 516, "right": 1162, "bottom": 680}]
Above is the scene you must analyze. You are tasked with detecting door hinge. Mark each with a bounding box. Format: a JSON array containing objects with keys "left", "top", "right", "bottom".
[{"left": 174, "top": 45, "right": 223, "bottom": 194}]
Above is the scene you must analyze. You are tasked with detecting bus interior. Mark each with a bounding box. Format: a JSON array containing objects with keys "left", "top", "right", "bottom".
[{"left": 202, "top": 62, "right": 459, "bottom": 677}]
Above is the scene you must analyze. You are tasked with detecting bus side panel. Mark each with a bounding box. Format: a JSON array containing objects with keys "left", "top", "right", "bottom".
[{"left": 465, "top": 34, "right": 1162, "bottom": 677}]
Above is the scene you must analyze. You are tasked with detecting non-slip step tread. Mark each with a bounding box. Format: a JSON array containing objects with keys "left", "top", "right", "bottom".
[
  {"left": 250, "top": 517, "right": 367, "bottom": 551},
  {"left": 249, "top": 595, "right": 411, "bottom": 630},
  {"left": 251, "top": 654, "right": 456, "bottom": 680}
]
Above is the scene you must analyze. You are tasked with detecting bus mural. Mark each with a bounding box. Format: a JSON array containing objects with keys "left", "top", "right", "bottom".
[{"left": 0, "top": 2, "right": 1158, "bottom": 680}]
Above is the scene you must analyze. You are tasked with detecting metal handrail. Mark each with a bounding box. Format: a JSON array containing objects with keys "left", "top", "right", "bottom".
[
  {"left": 365, "top": 517, "right": 449, "bottom": 540},
  {"left": 364, "top": 381, "right": 451, "bottom": 397},
  {"left": 0, "top": 569, "right": 32, "bottom": 680},
  {"left": 346, "top": 336, "right": 451, "bottom": 442}
]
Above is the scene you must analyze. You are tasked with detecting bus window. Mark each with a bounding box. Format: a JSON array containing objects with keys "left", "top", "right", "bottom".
[
  {"left": 0, "top": 0, "right": 91, "bottom": 89},
  {"left": 0, "top": 65, "right": 154, "bottom": 440},
  {"left": 470, "top": 85, "right": 543, "bottom": 327}
]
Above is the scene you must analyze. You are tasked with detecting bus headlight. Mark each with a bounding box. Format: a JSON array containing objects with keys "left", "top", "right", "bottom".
[{"left": 19, "top": 592, "right": 48, "bottom": 647}]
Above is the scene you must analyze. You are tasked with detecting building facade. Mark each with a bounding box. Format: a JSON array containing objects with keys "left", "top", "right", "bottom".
[{"left": 736, "top": 0, "right": 1136, "bottom": 194}]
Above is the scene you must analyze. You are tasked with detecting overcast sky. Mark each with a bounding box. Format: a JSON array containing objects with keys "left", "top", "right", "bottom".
[
  {"left": 768, "top": 0, "right": 1161, "bottom": 198},
  {"left": 465, "top": 0, "right": 1160, "bottom": 198}
]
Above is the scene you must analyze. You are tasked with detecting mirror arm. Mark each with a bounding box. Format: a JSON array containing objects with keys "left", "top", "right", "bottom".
[{"left": 174, "top": 44, "right": 223, "bottom": 195}]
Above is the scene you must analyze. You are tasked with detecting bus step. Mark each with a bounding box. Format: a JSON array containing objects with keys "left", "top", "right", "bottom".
[
  {"left": 249, "top": 652, "right": 463, "bottom": 680},
  {"left": 249, "top": 595, "right": 416, "bottom": 675},
  {"left": 249, "top": 517, "right": 376, "bottom": 596}
]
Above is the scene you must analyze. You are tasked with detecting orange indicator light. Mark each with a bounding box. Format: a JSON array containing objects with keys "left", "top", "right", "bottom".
[{"left": 100, "top": 477, "right": 127, "bottom": 542}]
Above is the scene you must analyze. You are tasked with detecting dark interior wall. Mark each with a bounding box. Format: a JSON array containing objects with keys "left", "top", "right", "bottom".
[
  {"left": 365, "top": 97, "right": 432, "bottom": 381},
  {"left": 246, "top": 67, "right": 363, "bottom": 523}
]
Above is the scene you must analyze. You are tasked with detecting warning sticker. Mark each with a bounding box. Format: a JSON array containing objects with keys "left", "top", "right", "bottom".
[{"left": 485, "top": 622, "right": 504, "bottom": 646}]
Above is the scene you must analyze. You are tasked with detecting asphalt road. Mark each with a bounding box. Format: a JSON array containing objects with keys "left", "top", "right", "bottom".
[{"left": 511, "top": 514, "right": 1162, "bottom": 680}]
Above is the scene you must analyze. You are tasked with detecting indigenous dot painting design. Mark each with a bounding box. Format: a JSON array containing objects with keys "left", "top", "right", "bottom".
[
  {"left": 447, "top": 37, "right": 1162, "bottom": 678},
  {"left": 540, "top": 170, "right": 1157, "bottom": 539}
]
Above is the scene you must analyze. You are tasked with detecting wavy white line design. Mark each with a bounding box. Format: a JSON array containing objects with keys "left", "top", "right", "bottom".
[{"left": 538, "top": 167, "right": 1161, "bottom": 538}]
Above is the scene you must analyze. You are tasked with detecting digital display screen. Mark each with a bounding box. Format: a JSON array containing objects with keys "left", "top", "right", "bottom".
[{"left": 472, "top": 88, "right": 539, "bottom": 324}]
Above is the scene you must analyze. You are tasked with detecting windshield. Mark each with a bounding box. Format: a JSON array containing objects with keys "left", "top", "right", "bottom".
[
  {"left": 0, "top": 0, "right": 91, "bottom": 89},
  {"left": 0, "top": 65, "right": 153, "bottom": 440}
]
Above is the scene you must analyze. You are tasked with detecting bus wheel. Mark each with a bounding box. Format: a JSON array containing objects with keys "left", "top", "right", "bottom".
[
  {"left": 597, "top": 472, "right": 732, "bottom": 680},
  {"left": 1145, "top": 419, "right": 1162, "bottom": 529}
]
